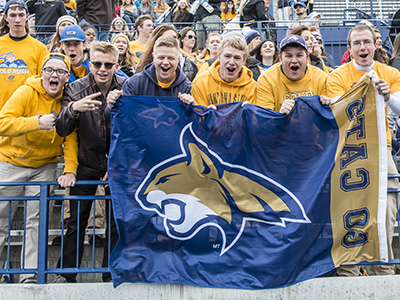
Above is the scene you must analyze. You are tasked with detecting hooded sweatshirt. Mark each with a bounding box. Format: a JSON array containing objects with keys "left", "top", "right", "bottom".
[
  {"left": 0, "top": 76, "right": 78, "bottom": 174},
  {"left": 191, "top": 60, "right": 257, "bottom": 106},
  {"left": 122, "top": 62, "right": 192, "bottom": 96}
]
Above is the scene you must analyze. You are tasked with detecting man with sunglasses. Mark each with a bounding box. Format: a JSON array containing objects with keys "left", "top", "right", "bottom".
[
  {"left": 0, "top": 53, "right": 77, "bottom": 284},
  {"left": 0, "top": 0, "right": 49, "bottom": 111},
  {"left": 54, "top": 41, "right": 126, "bottom": 283},
  {"left": 60, "top": 25, "right": 128, "bottom": 84}
]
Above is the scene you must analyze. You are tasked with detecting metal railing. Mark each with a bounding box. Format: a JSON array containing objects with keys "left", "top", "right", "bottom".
[
  {"left": 0, "top": 180, "right": 111, "bottom": 284},
  {"left": 29, "top": 16, "right": 400, "bottom": 67},
  {"left": 0, "top": 177, "right": 399, "bottom": 284}
]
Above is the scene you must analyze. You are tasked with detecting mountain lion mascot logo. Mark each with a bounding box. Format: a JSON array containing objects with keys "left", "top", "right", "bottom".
[{"left": 136, "top": 123, "right": 310, "bottom": 255}]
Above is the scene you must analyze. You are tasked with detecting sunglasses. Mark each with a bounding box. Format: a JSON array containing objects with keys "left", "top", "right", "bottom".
[
  {"left": 91, "top": 61, "right": 116, "bottom": 69},
  {"left": 186, "top": 34, "right": 197, "bottom": 40}
]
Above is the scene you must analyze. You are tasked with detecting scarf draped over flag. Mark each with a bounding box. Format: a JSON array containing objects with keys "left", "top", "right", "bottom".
[{"left": 108, "top": 75, "right": 387, "bottom": 289}]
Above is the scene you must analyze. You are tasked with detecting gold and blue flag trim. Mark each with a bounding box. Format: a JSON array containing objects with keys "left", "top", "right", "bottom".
[{"left": 330, "top": 74, "right": 388, "bottom": 265}]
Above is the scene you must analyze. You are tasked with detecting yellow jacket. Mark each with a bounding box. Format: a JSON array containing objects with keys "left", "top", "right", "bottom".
[
  {"left": 0, "top": 76, "right": 78, "bottom": 174},
  {"left": 192, "top": 60, "right": 257, "bottom": 106}
]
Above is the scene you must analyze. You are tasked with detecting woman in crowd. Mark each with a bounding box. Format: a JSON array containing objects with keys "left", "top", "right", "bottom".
[
  {"left": 81, "top": 23, "right": 97, "bottom": 46},
  {"left": 179, "top": 27, "right": 200, "bottom": 67},
  {"left": 109, "top": 17, "right": 131, "bottom": 41},
  {"left": 374, "top": 28, "right": 391, "bottom": 65},
  {"left": 121, "top": 0, "right": 138, "bottom": 28},
  {"left": 154, "top": 0, "right": 170, "bottom": 20},
  {"left": 197, "top": 32, "right": 222, "bottom": 64},
  {"left": 243, "top": 28, "right": 261, "bottom": 54},
  {"left": 221, "top": 0, "right": 237, "bottom": 23},
  {"left": 171, "top": 0, "right": 193, "bottom": 30},
  {"left": 138, "top": 0, "right": 155, "bottom": 19},
  {"left": 249, "top": 39, "right": 279, "bottom": 71},
  {"left": 111, "top": 33, "right": 137, "bottom": 77},
  {"left": 389, "top": 33, "right": 400, "bottom": 71},
  {"left": 136, "top": 24, "right": 198, "bottom": 81},
  {"left": 47, "top": 15, "right": 77, "bottom": 52},
  {"left": 311, "top": 31, "right": 334, "bottom": 72}
]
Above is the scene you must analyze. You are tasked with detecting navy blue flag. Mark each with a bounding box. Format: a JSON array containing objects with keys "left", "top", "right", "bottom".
[{"left": 108, "top": 81, "right": 387, "bottom": 289}]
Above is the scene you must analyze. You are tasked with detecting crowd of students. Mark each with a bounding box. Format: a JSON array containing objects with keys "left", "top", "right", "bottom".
[{"left": 1, "top": 0, "right": 400, "bottom": 284}]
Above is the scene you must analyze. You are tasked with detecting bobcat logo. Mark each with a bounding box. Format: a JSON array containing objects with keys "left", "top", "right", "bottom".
[
  {"left": 0, "top": 51, "right": 17, "bottom": 63},
  {"left": 136, "top": 123, "right": 310, "bottom": 255}
]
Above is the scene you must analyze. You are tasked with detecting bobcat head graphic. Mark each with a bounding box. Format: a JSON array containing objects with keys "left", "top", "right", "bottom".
[
  {"left": 135, "top": 123, "right": 310, "bottom": 255},
  {"left": 0, "top": 51, "right": 17, "bottom": 63}
]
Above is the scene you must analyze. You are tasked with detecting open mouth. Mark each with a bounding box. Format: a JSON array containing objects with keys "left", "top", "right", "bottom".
[
  {"left": 69, "top": 54, "right": 76, "bottom": 60},
  {"left": 360, "top": 54, "right": 368, "bottom": 59},
  {"left": 49, "top": 80, "right": 59, "bottom": 89},
  {"left": 160, "top": 66, "right": 171, "bottom": 73},
  {"left": 227, "top": 67, "right": 236, "bottom": 74},
  {"left": 291, "top": 66, "right": 300, "bottom": 72},
  {"left": 97, "top": 73, "right": 108, "bottom": 80}
]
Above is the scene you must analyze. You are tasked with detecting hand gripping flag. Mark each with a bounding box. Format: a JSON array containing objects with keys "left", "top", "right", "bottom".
[{"left": 108, "top": 75, "right": 388, "bottom": 289}]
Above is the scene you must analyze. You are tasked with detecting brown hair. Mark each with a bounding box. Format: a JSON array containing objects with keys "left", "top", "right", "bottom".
[
  {"left": 289, "top": 25, "right": 310, "bottom": 37},
  {"left": 110, "top": 17, "right": 130, "bottom": 35},
  {"left": 347, "top": 24, "right": 376, "bottom": 46},
  {"left": 198, "top": 32, "right": 222, "bottom": 60},
  {"left": 179, "top": 27, "right": 198, "bottom": 53},
  {"left": 390, "top": 33, "right": 400, "bottom": 64},
  {"left": 0, "top": 7, "right": 30, "bottom": 36},
  {"left": 249, "top": 39, "right": 279, "bottom": 64},
  {"left": 135, "top": 15, "right": 153, "bottom": 35}
]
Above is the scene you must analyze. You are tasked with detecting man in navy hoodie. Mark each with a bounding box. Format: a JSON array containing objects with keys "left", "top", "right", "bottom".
[{"left": 106, "top": 36, "right": 193, "bottom": 108}]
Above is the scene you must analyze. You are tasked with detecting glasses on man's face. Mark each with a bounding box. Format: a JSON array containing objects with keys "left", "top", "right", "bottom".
[
  {"left": 91, "top": 62, "right": 116, "bottom": 69},
  {"left": 42, "top": 67, "right": 69, "bottom": 76},
  {"left": 351, "top": 40, "right": 373, "bottom": 48},
  {"left": 186, "top": 34, "right": 197, "bottom": 40}
]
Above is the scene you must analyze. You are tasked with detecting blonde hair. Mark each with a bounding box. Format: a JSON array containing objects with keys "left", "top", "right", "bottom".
[
  {"left": 198, "top": 32, "right": 222, "bottom": 60},
  {"left": 90, "top": 41, "right": 119, "bottom": 62},
  {"left": 110, "top": 17, "right": 130, "bottom": 39},
  {"left": 247, "top": 38, "right": 259, "bottom": 53},
  {"left": 154, "top": 36, "right": 180, "bottom": 54},
  {"left": 217, "top": 36, "right": 248, "bottom": 61}
]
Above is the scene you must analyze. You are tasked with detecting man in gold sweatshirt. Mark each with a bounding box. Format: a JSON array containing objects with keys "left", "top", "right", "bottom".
[
  {"left": 0, "top": 53, "right": 78, "bottom": 283},
  {"left": 190, "top": 36, "right": 257, "bottom": 108}
]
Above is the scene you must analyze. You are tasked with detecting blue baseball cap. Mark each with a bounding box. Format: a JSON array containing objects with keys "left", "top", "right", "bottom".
[
  {"left": 4, "top": 0, "right": 28, "bottom": 13},
  {"left": 280, "top": 35, "right": 308, "bottom": 52},
  {"left": 60, "top": 25, "right": 87, "bottom": 43},
  {"left": 293, "top": 1, "right": 307, "bottom": 9}
]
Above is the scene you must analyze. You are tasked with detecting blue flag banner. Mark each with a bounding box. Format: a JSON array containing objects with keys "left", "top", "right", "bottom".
[{"left": 108, "top": 76, "right": 387, "bottom": 289}]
